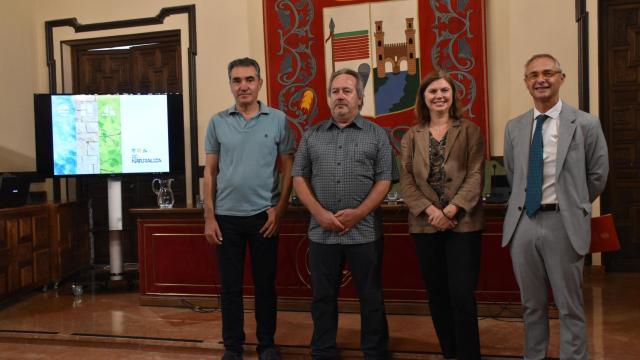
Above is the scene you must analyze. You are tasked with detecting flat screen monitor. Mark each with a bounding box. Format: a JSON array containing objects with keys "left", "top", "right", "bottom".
[{"left": 34, "top": 94, "right": 184, "bottom": 177}]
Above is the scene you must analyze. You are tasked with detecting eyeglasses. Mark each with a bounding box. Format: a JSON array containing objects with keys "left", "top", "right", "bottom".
[{"left": 525, "top": 70, "right": 562, "bottom": 81}]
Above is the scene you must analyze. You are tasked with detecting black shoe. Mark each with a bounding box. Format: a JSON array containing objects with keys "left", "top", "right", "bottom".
[
  {"left": 259, "top": 348, "right": 280, "bottom": 360},
  {"left": 222, "top": 350, "right": 243, "bottom": 360}
]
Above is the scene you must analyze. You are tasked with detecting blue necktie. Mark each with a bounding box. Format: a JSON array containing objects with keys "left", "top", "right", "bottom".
[{"left": 524, "top": 114, "right": 549, "bottom": 218}]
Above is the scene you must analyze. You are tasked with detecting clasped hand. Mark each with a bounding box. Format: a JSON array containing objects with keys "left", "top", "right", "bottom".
[
  {"left": 315, "top": 208, "right": 363, "bottom": 235},
  {"left": 426, "top": 204, "right": 458, "bottom": 231}
]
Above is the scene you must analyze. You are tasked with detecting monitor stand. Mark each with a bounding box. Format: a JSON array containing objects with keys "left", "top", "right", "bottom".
[{"left": 107, "top": 178, "right": 123, "bottom": 281}]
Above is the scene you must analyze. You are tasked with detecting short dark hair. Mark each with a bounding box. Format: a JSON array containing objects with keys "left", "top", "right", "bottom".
[
  {"left": 524, "top": 53, "right": 563, "bottom": 72},
  {"left": 414, "top": 70, "right": 461, "bottom": 125},
  {"left": 227, "top": 57, "right": 261, "bottom": 79}
]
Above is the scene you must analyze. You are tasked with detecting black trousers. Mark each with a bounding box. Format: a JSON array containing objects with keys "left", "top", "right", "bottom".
[
  {"left": 309, "top": 240, "right": 389, "bottom": 360},
  {"left": 412, "top": 231, "right": 482, "bottom": 360},
  {"left": 216, "top": 212, "right": 278, "bottom": 354}
]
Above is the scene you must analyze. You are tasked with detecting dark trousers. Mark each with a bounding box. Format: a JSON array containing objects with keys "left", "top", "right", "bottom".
[
  {"left": 216, "top": 212, "right": 278, "bottom": 354},
  {"left": 309, "top": 240, "right": 389, "bottom": 360},
  {"left": 413, "top": 231, "right": 482, "bottom": 360}
]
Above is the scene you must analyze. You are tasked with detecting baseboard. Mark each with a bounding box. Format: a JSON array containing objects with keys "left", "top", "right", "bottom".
[{"left": 138, "top": 294, "right": 554, "bottom": 318}]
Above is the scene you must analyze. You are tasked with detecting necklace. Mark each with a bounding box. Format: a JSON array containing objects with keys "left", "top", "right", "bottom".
[{"left": 429, "top": 123, "right": 449, "bottom": 134}]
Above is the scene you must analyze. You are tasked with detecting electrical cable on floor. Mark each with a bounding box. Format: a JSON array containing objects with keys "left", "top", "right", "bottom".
[
  {"left": 180, "top": 264, "right": 257, "bottom": 314},
  {"left": 477, "top": 301, "right": 525, "bottom": 322},
  {"left": 181, "top": 299, "right": 218, "bottom": 313},
  {"left": 180, "top": 255, "right": 223, "bottom": 313},
  {"left": 180, "top": 299, "right": 256, "bottom": 314},
  {"left": 477, "top": 301, "right": 558, "bottom": 323}
]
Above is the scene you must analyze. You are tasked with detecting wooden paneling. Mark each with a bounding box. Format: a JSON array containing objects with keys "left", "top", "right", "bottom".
[
  {"left": 18, "top": 217, "right": 31, "bottom": 243},
  {"left": 33, "top": 215, "right": 49, "bottom": 250},
  {"left": 75, "top": 44, "right": 182, "bottom": 94},
  {"left": 0, "top": 205, "right": 48, "bottom": 299},
  {"left": 75, "top": 50, "right": 132, "bottom": 94},
  {"left": 138, "top": 220, "right": 217, "bottom": 295},
  {"left": 6, "top": 219, "right": 17, "bottom": 248},
  {"left": 19, "top": 265, "right": 33, "bottom": 289},
  {"left": 600, "top": 0, "right": 640, "bottom": 271},
  {"left": 49, "top": 201, "right": 91, "bottom": 283},
  {"left": 131, "top": 43, "right": 182, "bottom": 93},
  {"left": 0, "top": 202, "right": 90, "bottom": 302},
  {"left": 0, "top": 220, "right": 5, "bottom": 249},
  {"left": 133, "top": 205, "right": 520, "bottom": 313},
  {"left": 33, "top": 249, "right": 50, "bottom": 286},
  {"left": 0, "top": 273, "right": 6, "bottom": 298}
]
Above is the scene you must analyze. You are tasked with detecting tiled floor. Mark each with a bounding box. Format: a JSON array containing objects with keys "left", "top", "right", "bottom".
[{"left": 0, "top": 267, "right": 638, "bottom": 359}]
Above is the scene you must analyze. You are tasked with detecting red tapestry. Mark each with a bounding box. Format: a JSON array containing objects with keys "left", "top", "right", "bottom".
[{"left": 263, "top": 0, "right": 489, "bottom": 156}]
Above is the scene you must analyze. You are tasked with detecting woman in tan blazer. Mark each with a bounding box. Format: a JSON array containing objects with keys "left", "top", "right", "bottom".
[{"left": 400, "top": 71, "right": 484, "bottom": 360}]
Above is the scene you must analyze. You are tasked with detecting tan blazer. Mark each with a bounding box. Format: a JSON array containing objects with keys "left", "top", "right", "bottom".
[{"left": 400, "top": 118, "right": 485, "bottom": 233}]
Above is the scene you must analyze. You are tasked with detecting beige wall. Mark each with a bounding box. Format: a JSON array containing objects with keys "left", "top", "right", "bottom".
[
  {"left": 1, "top": 0, "right": 599, "bottom": 202},
  {"left": 487, "top": 0, "right": 585, "bottom": 155},
  {"left": 0, "top": 1, "right": 38, "bottom": 172},
  {"left": 2, "top": 0, "right": 268, "bottom": 201},
  {"left": 485, "top": 0, "right": 603, "bottom": 263}
]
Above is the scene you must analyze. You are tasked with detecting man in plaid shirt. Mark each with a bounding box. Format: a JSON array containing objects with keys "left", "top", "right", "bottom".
[{"left": 293, "top": 68, "right": 398, "bottom": 360}]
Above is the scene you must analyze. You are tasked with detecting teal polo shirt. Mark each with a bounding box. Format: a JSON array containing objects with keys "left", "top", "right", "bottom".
[{"left": 204, "top": 102, "right": 295, "bottom": 216}]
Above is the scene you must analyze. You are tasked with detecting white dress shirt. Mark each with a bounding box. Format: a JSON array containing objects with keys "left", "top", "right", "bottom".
[{"left": 532, "top": 100, "right": 562, "bottom": 205}]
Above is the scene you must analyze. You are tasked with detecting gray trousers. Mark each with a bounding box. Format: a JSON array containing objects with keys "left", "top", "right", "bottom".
[{"left": 509, "top": 210, "right": 587, "bottom": 360}]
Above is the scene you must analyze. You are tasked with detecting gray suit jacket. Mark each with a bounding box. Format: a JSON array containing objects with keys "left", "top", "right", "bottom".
[{"left": 502, "top": 103, "right": 609, "bottom": 255}]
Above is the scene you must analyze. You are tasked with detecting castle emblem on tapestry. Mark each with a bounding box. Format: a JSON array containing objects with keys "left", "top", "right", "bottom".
[
  {"left": 323, "top": 0, "right": 420, "bottom": 117},
  {"left": 264, "top": 0, "right": 488, "bottom": 155}
]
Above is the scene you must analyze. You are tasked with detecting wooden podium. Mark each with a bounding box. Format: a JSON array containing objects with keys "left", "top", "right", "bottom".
[{"left": 132, "top": 204, "right": 521, "bottom": 316}]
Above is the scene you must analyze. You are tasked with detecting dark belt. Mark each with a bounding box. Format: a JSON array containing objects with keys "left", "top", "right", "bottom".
[{"left": 538, "top": 203, "right": 560, "bottom": 212}]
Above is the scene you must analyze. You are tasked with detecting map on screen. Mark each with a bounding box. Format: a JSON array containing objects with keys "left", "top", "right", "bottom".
[{"left": 50, "top": 94, "right": 170, "bottom": 175}]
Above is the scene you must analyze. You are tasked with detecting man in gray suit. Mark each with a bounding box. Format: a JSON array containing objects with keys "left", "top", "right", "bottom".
[{"left": 502, "top": 53, "right": 609, "bottom": 360}]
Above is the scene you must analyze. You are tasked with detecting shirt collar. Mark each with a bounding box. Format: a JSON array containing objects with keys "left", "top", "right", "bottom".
[
  {"left": 325, "top": 115, "right": 365, "bottom": 130},
  {"left": 228, "top": 101, "right": 270, "bottom": 115},
  {"left": 534, "top": 99, "right": 562, "bottom": 120}
]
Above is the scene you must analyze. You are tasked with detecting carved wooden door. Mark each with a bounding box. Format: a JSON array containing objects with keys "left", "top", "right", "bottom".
[
  {"left": 600, "top": 0, "right": 640, "bottom": 271},
  {"left": 74, "top": 50, "right": 132, "bottom": 94},
  {"left": 130, "top": 43, "right": 182, "bottom": 93},
  {"left": 72, "top": 34, "right": 184, "bottom": 265}
]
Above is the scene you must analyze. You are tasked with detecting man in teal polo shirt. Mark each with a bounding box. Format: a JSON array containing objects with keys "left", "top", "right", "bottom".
[{"left": 203, "top": 57, "right": 294, "bottom": 360}]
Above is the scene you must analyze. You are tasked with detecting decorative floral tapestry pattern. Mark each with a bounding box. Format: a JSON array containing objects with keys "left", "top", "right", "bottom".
[{"left": 264, "top": 0, "right": 489, "bottom": 156}]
